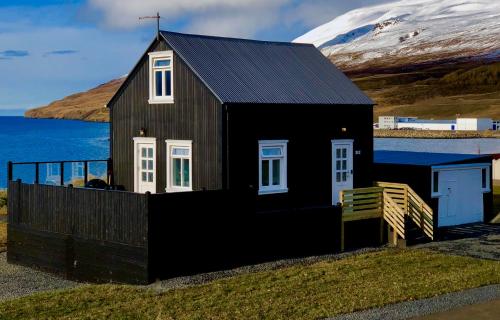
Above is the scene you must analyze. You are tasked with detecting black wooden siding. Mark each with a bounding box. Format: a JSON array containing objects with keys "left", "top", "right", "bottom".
[
  {"left": 226, "top": 104, "right": 374, "bottom": 210},
  {"left": 110, "top": 40, "right": 223, "bottom": 192}
]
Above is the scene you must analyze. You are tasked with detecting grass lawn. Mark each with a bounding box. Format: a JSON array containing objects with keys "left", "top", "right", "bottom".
[
  {"left": 0, "top": 190, "right": 6, "bottom": 216},
  {"left": 493, "top": 185, "right": 500, "bottom": 223},
  {"left": 0, "top": 222, "right": 6, "bottom": 248},
  {"left": 0, "top": 249, "right": 498, "bottom": 320}
]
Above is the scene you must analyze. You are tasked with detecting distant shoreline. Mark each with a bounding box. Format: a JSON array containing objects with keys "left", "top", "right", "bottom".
[{"left": 374, "top": 129, "right": 500, "bottom": 139}]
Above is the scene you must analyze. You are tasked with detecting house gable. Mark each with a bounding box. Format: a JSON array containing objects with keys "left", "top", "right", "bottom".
[{"left": 110, "top": 38, "right": 224, "bottom": 192}]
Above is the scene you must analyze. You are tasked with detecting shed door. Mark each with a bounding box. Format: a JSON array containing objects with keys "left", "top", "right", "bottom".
[
  {"left": 438, "top": 169, "right": 483, "bottom": 227},
  {"left": 332, "top": 140, "right": 354, "bottom": 205},
  {"left": 134, "top": 140, "right": 156, "bottom": 194}
]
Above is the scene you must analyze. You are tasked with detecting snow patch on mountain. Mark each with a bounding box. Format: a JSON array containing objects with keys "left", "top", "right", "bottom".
[{"left": 294, "top": 0, "right": 500, "bottom": 70}]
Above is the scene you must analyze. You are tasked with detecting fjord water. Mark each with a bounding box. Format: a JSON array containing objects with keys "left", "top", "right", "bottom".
[
  {"left": 1, "top": 116, "right": 499, "bottom": 188},
  {"left": 0, "top": 117, "right": 109, "bottom": 188},
  {"left": 375, "top": 138, "right": 500, "bottom": 154}
]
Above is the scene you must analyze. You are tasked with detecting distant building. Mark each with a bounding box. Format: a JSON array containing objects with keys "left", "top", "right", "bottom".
[
  {"left": 378, "top": 116, "right": 493, "bottom": 131},
  {"left": 493, "top": 120, "right": 500, "bottom": 131}
]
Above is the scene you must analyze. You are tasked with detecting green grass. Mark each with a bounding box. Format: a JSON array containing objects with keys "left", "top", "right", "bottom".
[
  {"left": 493, "top": 185, "right": 500, "bottom": 223},
  {"left": 0, "top": 190, "right": 6, "bottom": 216},
  {"left": 0, "top": 249, "right": 498, "bottom": 319},
  {"left": 0, "top": 222, "right": 6, "bottom": 248}
]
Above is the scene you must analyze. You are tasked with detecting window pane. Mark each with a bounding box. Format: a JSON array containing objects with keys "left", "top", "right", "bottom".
[
  {"left": 183, "top": 159, "right": 190, "bottom": 187},
  {"left": 173, "top": 159, "right": 181, "bottom": 186},
  {"left": 262, "top": 160, "right": 269, "bottom": 186},
  {"left": 166, "top": 70, "right": 172, "bottom": 96},
  {"left": 342, "top": 148, "right": 347, "bottom": 158},
  {"left": 262, "top": 147, "right": 282, "bottom": 157},
  {"left": 336, "top": 149, "right": 341, "bottom": 158},
  {"left": 148, "top": 160, "right": 153, "bottom": 170},
  {"left": 142, "top": 172, "right": 147, "bottom": 182},
  {"left": 148, "top": 148, "right": 153, "bottom": 158},
  {"left": 141, "top": 160, "right": 147, "bottom": 170},
  {"left": 482, "top": 168, "right": 487, "bottom": 189},
  {"left": 342, "top": 172, "right": 347, "bottom": 181},
  {"left": 172, "top": 147, "right": 189, "bottom": 156},
  {"left": 272, "top": 159, "right": 280, "bottom": 185},
  {"left": 141, "top": 148, "right": 147, "bottom": 157},
  {"left": 155, "top": 71, "right": 163, "bottom": 96},
  {"left": 342, "top": 160, "right": 347, "bottom": 170},
  {"left": 433, "top": 171, "right": 439, "bottom": 193},
  {"left": 336, "top": 172, "right": 341, "bottom": 182},
  {"left": 148, "top": 172, "right": 153, "bottom": 182},
  {"left": 154, "top": 59, "right": 170, "bottom": 67},
  {"left": 336, "top": 160, "right": 341, "bottom": 170}
]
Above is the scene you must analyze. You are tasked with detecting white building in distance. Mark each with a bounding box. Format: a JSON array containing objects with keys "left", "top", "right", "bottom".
[{"left": 378, "top": 116, "right": 493, "bottom": 131}]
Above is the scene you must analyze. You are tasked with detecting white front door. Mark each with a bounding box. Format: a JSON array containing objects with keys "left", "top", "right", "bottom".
[
  {"left": 332, "top": 140, "right": 354, "bottom": 205},
  {"left": 438, "top": 169, "right": 483, "bottom": 227},
  {"left": 134, "top": 138, "right": 156, "bottom": 193}
]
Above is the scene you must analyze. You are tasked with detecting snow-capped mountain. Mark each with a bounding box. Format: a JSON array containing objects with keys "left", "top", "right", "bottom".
[{"left": 294, "top": 0, "right": 500, "bottom": 71}]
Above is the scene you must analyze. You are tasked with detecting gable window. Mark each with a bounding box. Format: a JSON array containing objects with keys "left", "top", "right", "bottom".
[
  {"left": 258, "top": 140, "right": 288, "bottom": 195},
  {"left": 166, "top": 140, "right": 192, "bottom": 192},
  {"left": 149, "top": 51, "right": 174, "bottom": 104}
]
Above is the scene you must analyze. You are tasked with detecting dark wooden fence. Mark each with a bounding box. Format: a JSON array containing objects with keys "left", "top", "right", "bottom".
[
  {"left": 8, "top": 180, "right": 149, "bottom": 283},
  {"left": 8, "top": 181, "right": 342, "bottom": 284}
]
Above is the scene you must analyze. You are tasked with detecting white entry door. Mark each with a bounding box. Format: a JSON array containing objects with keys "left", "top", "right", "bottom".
[
  {"left": 438, "top": 169, "right": 483, "bottom": 227},
  {"left": 332, "top": 140, "right": 354, "bottom": 205},
  {"left": 134, "top": 138, "right": 156, "bottom": 193}
]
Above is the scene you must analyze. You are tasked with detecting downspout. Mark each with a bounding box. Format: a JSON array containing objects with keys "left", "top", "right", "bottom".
[{"left": 224, "top": 104, "right": 230, "bottom": 190}]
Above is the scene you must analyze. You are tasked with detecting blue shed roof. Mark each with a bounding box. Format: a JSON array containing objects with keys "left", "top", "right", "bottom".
[
  {"left": 160, "top": 31, "right": 373, "bottom": 105},
  {"left": 374, "top": 151, "right": 489, "bottom": 166}
]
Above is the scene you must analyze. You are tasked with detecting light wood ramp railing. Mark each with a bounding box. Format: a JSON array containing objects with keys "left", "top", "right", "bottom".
[
  {"left": 340, "top": 182, "right": 434, "bottom": 251},
  {"left": 376, "top": 182, "right": 434, "bottom": 240}
]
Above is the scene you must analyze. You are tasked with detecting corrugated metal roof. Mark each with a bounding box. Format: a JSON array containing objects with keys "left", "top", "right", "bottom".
[
  {"left": 160, "top": 31, "right": 373, "bottom": 105},
  {"left": 374, "top": 151, "right": 489, "bottom": 166}
]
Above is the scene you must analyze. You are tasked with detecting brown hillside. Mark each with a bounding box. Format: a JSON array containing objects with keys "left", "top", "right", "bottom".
[
  {"left": 24, "top": 60, "right": 500, "bottom": 122},
  {"left": 25, "top": 78, "right": 124, "bottom": 122}
]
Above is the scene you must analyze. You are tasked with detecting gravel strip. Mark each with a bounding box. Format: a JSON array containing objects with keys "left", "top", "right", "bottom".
[
  {"left": 414, "top": 224, "right": 500, "bottom": 261},
  {"left": 147, "top": 246, "right": 385, "bottom": 292},
  {"left": 0, "top": 252, "right": 80, "bottom": 302},
  {"left": 326, "top": 285, "right": 500, "bottom": 320}
]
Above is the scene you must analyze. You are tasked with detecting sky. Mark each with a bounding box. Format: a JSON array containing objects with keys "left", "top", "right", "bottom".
[{"left": 0, "top": 0, "right": 389, "bottom": 114}]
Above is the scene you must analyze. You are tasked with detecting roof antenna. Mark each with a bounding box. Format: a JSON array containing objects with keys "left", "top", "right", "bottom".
[{"left": 139, "top": 12, "right": 161, "bottom": 41}]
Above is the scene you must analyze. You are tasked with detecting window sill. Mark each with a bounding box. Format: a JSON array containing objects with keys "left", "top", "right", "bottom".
[
  {"left": 258, "top": 188, "right": 288, "bottom": 195},
  {"left": 165, "top": 187, "right": 192, "bottom": 193},
  {"left": 149, "top": 98, "right": 174, "bottom": 105}
]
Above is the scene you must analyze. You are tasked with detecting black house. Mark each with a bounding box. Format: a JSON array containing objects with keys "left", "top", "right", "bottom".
[
  {"left": 108, "top": 31, "right": 375, "bottom": 209},
  {"left": 6, "top": 31, "right": 379, "bottom": 284}
]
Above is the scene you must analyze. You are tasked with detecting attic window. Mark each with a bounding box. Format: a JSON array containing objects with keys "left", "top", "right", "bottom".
[{"left": 149, "top": 51, "right": 174, "bottom": 104}]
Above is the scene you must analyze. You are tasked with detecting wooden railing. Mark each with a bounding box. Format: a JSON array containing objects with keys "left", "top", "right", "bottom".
[
  {"left": 407, "top": 186, "right": 434, "bottom": 240},
  {"left": 340, "top": 182, "right": 434, "bottom": 251},
  {"left": 340, "top": 187, "right": 385, "bottom": 251},
  {"left": 376, "top": 182, "right": 434, "bottom": 240},
  {"left": 382, "top": 190, "right": 406, "bottom": 243}
]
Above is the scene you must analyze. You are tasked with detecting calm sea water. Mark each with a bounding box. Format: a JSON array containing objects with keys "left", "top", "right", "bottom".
[
  {"left": 0, "top": 117, "right": 109, "bottom": 188},
  {"left": 375, "top": 138, "right": 500, "bottom": 154},
  {"left": 1, "top": 116, "right": 499, "bottom": 188}
]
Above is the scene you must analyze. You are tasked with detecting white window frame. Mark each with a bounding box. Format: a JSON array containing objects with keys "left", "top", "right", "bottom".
[
  {"left": 258, "top": 140, "right": 288, "bottom": 195},
  {"left": 148, "top": 51, "right": 174, "bottom": 104},
  {"left": 166, "top": 140, "right": 193, "bottom": 193},
  {"left": 133, "top": 137, "right": 157, "bottom": 194}
]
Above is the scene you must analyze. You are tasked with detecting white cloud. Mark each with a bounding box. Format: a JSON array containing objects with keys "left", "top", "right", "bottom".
[
  {"left": 0, "top": 6, "right": 148, "bottom": 110},
  {"left": 87, "top": 0, "right": 289, "bottom": 30}
]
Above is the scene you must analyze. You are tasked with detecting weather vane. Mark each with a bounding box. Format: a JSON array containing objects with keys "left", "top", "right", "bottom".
[{"left": 139, "top": 12, "right": 161, "bottom": 40}]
